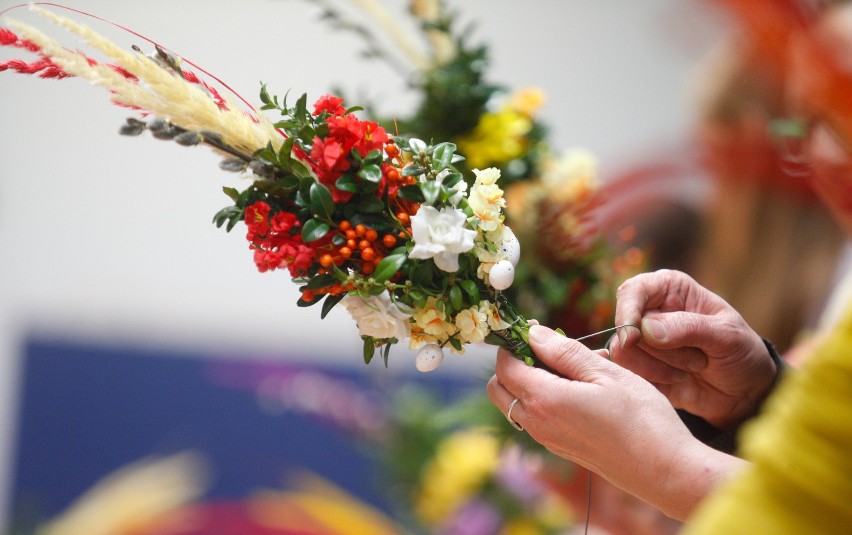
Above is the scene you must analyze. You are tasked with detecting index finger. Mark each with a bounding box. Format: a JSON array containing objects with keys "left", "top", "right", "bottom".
[{"left": 614, "top": 270, "right": 684, "bottom": 347}]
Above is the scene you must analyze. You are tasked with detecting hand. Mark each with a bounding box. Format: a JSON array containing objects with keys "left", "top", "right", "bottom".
[
  {"left": 487, "top": 324, "right": 744, "bottom": 520},
  {"left": 611, "top": 269, "right": 777, "bottom": 430}
]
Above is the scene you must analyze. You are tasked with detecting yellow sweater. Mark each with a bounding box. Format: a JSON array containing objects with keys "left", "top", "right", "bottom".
[{"left": 685, "top": 303, "right": 852, "bottom": 533}]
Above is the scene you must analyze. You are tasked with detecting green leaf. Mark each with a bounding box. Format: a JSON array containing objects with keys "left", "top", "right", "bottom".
[
  {"left": 357, "top": 196, "right": 384, "bottom": 214},
  {"left": 459, "top": 280, "right": 480, "bottom": 304},
  {"left": 382, "top": 342, "right": 392, "bottom": 368},
  {"left": 401, "top": 165, "right": 425, "bottom": 177},
  {"left": 212, "top": 206, "right": 242, "bottom": 229},
  {"left": 345, "top": 105, "right": 364, "bottom": 114},
  {"left": 222, "top": 187, "right": 240, "bottom": 202},
  {"left": 358, "top": 164, "right": 382, "bottom": 183},
  {"left": 397, "top": 185, "right": 425, "bottom": 202},
  {"left": 294, "top": 93, "right": 308, "bottom": 120},
  {"left": 335, "top": 175, "right": 359, "bottom": 193},
  {"left": 449, "top": 284, "right": 463, "bottom": 311},
  {"left": 442, "top": 172, "right": 463, "bottom": 188},
  {"left": 306, "top": 273, "right": 338, "bottom": 290},
  {"left": 363, "top": 338, "right": 375, "bottom": 364},
  {"left": 301, "top": 218, "right": 331, "bottom": 242},
  {"left": 432, "top": 142, "right": 457, "bottom": 170},
  {"left": 309, "top": 182, "right": 335, "bottom": 219},
  {"left": 421, "top": 181, "right": 441, "bottom": 205},
  {"left": 448, "top": 337, "right": 463, "bottom": 352},
  {"left": 321, "top": 293, "right": 346, "bottom": 319},
  {"left": 372, "top": 254, "right": 406, "bottom": 283},
  {"left": 296, "top": 293, "right": 323, "bottom": 307}
]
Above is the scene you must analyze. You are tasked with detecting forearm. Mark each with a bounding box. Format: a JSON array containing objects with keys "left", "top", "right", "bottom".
[{"left": 629, "top": 439, "right": 748, "bottom": 521}]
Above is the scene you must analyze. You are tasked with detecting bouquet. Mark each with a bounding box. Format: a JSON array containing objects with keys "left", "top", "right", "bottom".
[{"left": 1, "top": 5, "right": 539, "bottom": 371}]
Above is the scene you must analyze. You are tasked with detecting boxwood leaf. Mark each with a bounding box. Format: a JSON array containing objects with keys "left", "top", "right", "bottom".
[
  {"left": 309, "top": 182, "right": 334, "bottom": 219},
  {"left": 372, "top": 254, "right": 406, "bottom": 283},
  {"left": 301, "top": 218, "right": 330, "bottom": 242}
]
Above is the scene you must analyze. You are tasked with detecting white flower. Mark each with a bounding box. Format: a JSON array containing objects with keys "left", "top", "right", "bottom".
[
  {"left": 341, "top": 292, "right": 411, "bottom": 340},
  {"left": 468, "top": 167, "right": 506, "bottom": 232},
  {"left": 409, "top": 206, "right": 476, "bottom": 272}
]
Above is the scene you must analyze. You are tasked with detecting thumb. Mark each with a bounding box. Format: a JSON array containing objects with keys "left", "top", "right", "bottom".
[
  {"left": 529, "top": 325, "right": 617, "bottom": 382},
  {"left": 641, "top": 311, "right": 716, "bottom": 350}
]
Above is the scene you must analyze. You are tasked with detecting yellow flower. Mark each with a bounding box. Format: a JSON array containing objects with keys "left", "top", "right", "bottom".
[
  {"left": 412, "top": 296, "right": 457, "bottom": 341},
  {"left": 541, "top": 148, "right": 600, "bottom": 204},
  {"left": 508, "top": 87, "right": 547, "bottom": 118},
  {"left": 468, "top": 168, "right": 506, "bottom": 233},
  {"left": 415, "top": 428, "right": 501, "bottom": 525},
  {"left": 457, "top": 108, "right": 532, "bottom": 168},
  {"left": 455, "top": 305, "right": 490, "bottom": 344}
]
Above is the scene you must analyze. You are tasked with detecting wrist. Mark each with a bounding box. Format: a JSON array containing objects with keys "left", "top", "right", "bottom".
[{"left": 656, "top": 439, "right": 748, "bottom": 520}]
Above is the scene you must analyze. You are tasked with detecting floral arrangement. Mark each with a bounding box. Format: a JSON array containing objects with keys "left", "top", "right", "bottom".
[
  {"left": 0, "top": 5, "right": 543, "bottom": 370},
  {"left": 306, "top": 0, "right": 646, "bottom": 336}
]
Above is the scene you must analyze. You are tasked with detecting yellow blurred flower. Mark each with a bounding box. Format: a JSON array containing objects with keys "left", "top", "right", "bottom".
[
  {"left": 509, "top": 87, "right": 547, "bottom": 118},
  {"left": 458, "top": 108, "right": 532, "bottom": 169},
  {"left": 415, "top": 428, "right": 501, "bottom": 525}
]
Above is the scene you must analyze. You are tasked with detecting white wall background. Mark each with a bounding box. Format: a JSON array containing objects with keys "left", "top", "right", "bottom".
[{"left": 0, "top": 0, "right": 728, "bottom": 526}]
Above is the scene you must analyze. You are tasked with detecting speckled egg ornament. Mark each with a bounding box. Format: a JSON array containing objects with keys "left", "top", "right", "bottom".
[
  {"left": 501, "top": 228, "right": 521, "bottom": 266},
  {"left": 489, "top": 259, "right": 515, "bottom": 290},
  {"left": 415, "top": 344, "right": 445, "bottom": 372}
]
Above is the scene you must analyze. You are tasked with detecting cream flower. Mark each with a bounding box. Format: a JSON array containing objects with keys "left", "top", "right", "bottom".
[
  {"left": 409, "top": 206, "right": 476, "bottom": 272},
  {"left": 341, "top": 293, "right": 411, "bottom": 340},
  {"left": 467, "top": 168, "right": 506, "bottom": 232},
  {"left": 412, "top": 297, "right": 457, "bottom": 341},
  {"left": 455, "top": 305, "right": 490, "bottom": 344},
  {"left": 482, "top": 300, "right": 511, "bottom": 331}
]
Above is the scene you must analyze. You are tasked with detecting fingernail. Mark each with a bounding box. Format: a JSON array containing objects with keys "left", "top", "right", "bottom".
[
  {"left": 529, "top": 324, "right": 556, "bottom": 344},
  {"left": 642, "top": 318, "right": 668, "bottom": 342}
]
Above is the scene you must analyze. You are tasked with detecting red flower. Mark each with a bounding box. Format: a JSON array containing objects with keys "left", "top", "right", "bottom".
[
  {"left": 270, "top": 211, "right": 299, "bottom": 234},
  {"left": 253, "top": 248, "right": 284, "bottom": 273},
  {"left": 355, "top": 120, "right": 389, "bottom": 156},
  {"left": 312, "top": 94, "right": 346, "bottom": 116},
  {"left": 286, "top": 243, "right": 315, "bottom": 276},
  {"left": 244, "top": 201, "right": 271, "bottom": 241}
]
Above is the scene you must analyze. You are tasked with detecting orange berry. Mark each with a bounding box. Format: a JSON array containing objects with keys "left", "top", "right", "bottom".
[
  {"left": 362, "top": 263, "right": 375, "bottom": 275},
  {"left": 301, "top": 290, "right": 315, "bottom": 301},
  {"left": 382, "top": 234, "right": 397, "bottom": 248},
  {"left": 359, "top": 239, "right": 371, "bottom": 250},
  {"left": 347, "top": 238, "right": 357, "bottom": 249},
  {"left": 319, "top": 254, "right": 334, "bottom": 268},
  {"left": 386, "top": 144, "right": 399, "bottom": 159},
  {"left": 355, "top": 224, "right": 367, "bottom": 237},
  {"left": 345, "top": 229, "right": 357, "bottom": 240},
  {"left": 339, "top": 246, "right": 352, "bottom": 259},
  {"left": 397, "top": 212, "right": 410, "bottom": 226},
  {"left": 361, "top": 248, "right": 376, "bottom": 262},
  {"left": 332, "top": 255, "right": 343, "bottom": 265},
  {"left": 365, "top": 228, "right": 378, "bottom": 242},
  {"left": 386, "top": 167, "right": 401, "bottom": 181},
  {"left": 339, "top": 220, "right": 351, "bottom": 231}
]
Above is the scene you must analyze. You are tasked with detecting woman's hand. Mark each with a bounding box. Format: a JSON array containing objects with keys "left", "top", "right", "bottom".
[
  {"left": 611, "top": 269, "right": 777, "bottom": 430},
  {"left": 487, "top": 324, "right": 745, "bottom": 520}
]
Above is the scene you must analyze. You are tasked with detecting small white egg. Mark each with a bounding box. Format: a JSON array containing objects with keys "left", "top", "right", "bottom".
[
  {"left": 415, "top": 344, "right": 445, "bottom": 372},
  {"left": 489, "top": 259, "right": 515, "bottom": 290},
  {"left": 501, "top": 228, "right": 521, "bottom": 266}
]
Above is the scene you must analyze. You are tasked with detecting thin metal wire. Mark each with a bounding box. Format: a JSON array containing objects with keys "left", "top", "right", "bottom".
[
  {"left": 573, "top": 323, "right": 637, "bottom": 534},
  {"left": 574, "top": 323, "right": 639, "bottom": 342}
]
